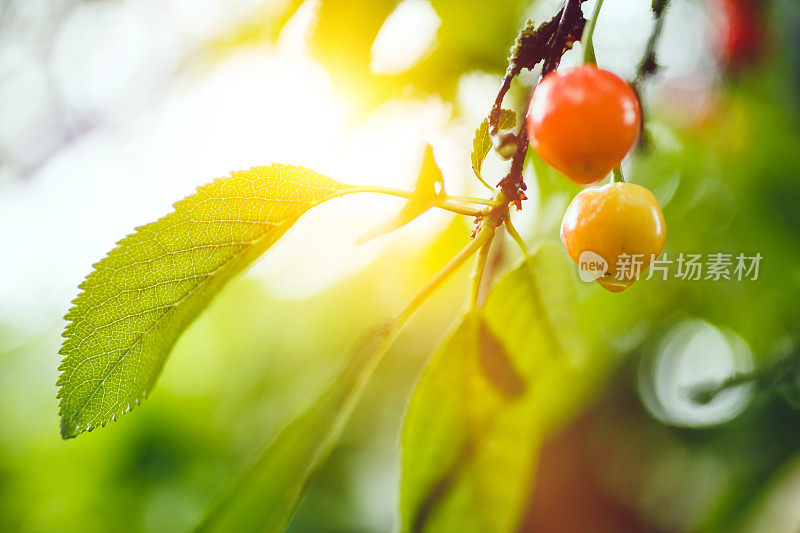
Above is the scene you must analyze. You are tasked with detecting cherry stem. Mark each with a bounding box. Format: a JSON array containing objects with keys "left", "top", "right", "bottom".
[
  {"left": 580, "top": 0, "right": 604, "bottom": 65},
  {"left": 446, "top": 194, "right": 497, "bottom": 207},
  {"left": 504, "top": 217, "right": 531, "bottom": 259},
  {"left": 613, "top": 165, "right": 625, "bottom": 183},
  {"left": 342, "top": 186, "right": 495, "bottom": 217},
  {"left": 469, "top": 232, "right": 495, "bottom": 309},
  {"left": 395, "top": 223, "right": 495, "bottom": 326}
]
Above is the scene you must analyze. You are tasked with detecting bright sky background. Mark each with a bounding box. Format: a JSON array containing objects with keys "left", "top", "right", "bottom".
[{"left": 0, "top": 0, "right": 716, "bottom": 341}]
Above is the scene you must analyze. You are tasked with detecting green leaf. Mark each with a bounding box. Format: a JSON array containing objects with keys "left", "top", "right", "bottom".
[
  {"left": 357, "top": 144, "right": 445, "bottom": 244},
  {"left": 198, "top": 321, "right": 401, "bottom": 532},
  {"left": 399, "top": 311, "right": 482, "bottom": 533},
  {"left": 470, "top": 109, "right": 517, "bottom": 183},
  {"left": 477, "top": 318, "right": 526, "bottom": 399},
  {"left": 400, "top": 245, "right": 602, "bottom": 532},
  {"left": 57, "top": 164, "right": 347, "bottom": 438}
]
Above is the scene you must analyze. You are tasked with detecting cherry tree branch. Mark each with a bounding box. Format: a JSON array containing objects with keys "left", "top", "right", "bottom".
[
  {"left": 689, "top": 351, "right": 800, "bottom": 405},
  {"left": 487, "top": 0, "right": 588, "bottom": 204},
  {"left": 634, "top": 0, "right": 672, "bottom": 87}
]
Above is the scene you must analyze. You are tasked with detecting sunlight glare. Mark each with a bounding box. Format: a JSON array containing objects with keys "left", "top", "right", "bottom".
[
  {"left": 0, "top": 1, "right": 456, "bottom": 326},
  {"left": 370, "top": 0, "right": 441, "bottom": 76}
]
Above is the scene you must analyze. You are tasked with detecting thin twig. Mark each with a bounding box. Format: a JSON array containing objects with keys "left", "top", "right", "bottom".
[
  {"left": 396, "top": 223, "right": 495, "bottom": 326},
  {"left": 689, "top": 352, "right": 800, "bottom": 405},
  {"left": 634, "top": 0, "right": 672, "bottom": 87},
  {"left": 633, "top": 0, "right": 672, "bottom": 151}
]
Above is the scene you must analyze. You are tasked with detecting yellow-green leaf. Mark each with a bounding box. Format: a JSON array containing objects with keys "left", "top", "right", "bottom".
[
  {"left": 400, "top": 244, "right": 602, "bottom": 532},
  {"left": 57, "top": 164, "right": 347, "bottom": 438},
  {"left": 357, "top": 144, "right": 445, "bottom": 244},
  {"left": 470, "top": 109, "right": 517, "bottom": 183}
]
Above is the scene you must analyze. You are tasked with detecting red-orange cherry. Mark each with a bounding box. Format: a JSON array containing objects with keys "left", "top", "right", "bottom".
[{"left": 526, "top": 66, "right": 641, "bottom": 185}]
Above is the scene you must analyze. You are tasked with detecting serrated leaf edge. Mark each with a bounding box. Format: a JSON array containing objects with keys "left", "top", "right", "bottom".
[{"left": 56, "top": 164, "right": 347, "bottom": 438}]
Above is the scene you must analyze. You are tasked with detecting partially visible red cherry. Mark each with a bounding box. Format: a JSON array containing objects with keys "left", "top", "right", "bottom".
[{"left": 710, "top": 0, "right": 764, "bottom": 69}]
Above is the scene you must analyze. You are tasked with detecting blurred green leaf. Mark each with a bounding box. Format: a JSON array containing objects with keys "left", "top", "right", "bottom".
[
  {"left": 198, "top": 321, "right": 401, "bottom": 532},
  {"left": 57, "top": 165, "right": 347, "bottom": 438},
  {"left": 193, "top": 0, "right": 306, "bottom": 64},
  {"left": 358, "top": 144, "right": 445, "bottom": 244},
  {"left": 309, "top": 0, "right": 398, "bottom": 115},
  {"left": 471, "top": 109, "right": 516, "bottom": 185},
  {"left": 399, "top": 311, "right": 480, "bottom": 533},
  {"left": 308, "top": 0, "right": 527, "bottom": 116},
  {"left": 477, "top": 318, "right": 526, "bottom": 399},
  {"left": 400, "top": 245, "right": 604, "bottom": 532}
]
